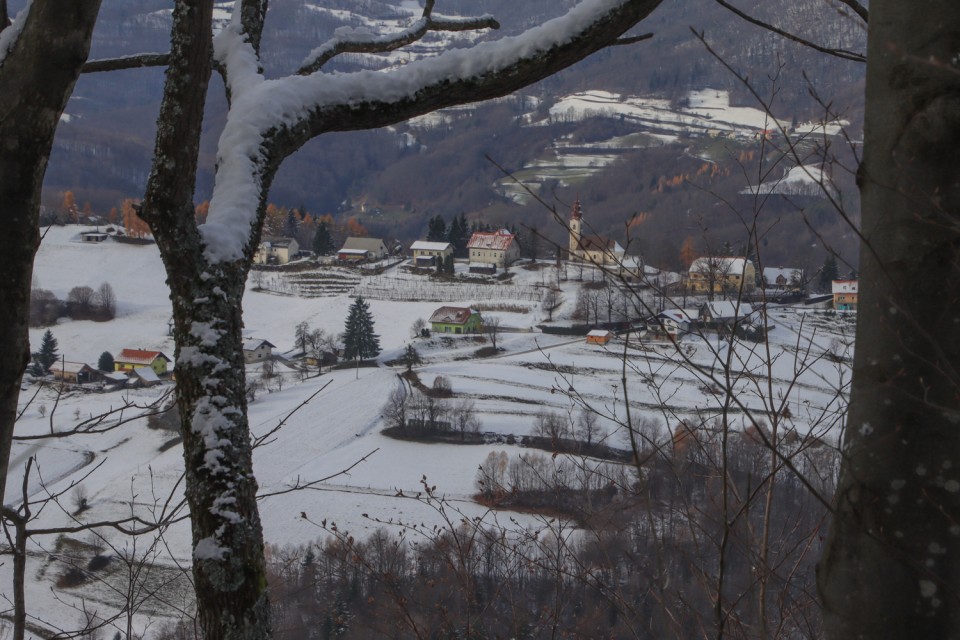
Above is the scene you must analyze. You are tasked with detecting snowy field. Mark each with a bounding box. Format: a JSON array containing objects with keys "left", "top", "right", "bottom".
[{"left": 10, "top": 225, "right": 852, "bottom": 631}]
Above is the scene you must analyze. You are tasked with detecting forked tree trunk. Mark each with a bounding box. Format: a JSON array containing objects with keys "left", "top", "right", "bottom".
[
  {"left": 819, "top": 2, "right": 960, "bottom": 636},
  {"left": 0, "top": 0, "right": 102, "bottom": 504},
  {"left": 139, "top": 1, "right": 272, "bottom": 637}
]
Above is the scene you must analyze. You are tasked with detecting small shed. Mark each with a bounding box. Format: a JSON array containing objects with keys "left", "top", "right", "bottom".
[
  {"left": 80, "top": 231, "right": 109, "bottom": 243},
  {"left": 131, "top": 366, "right": 161, "bottom": 387},
  {"left": 49, "top": 361, "right": 100, "bottom": 384},
  {"left": 586, "top": 329, "right": 613, "bottom": 345}
]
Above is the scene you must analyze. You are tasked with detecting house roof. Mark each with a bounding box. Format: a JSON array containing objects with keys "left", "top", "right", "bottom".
[
  {"left": 689, "top": 256, "right": 750, "bottom": 275},
  {"left": 658, "top": 309, "right": 697, "bottom": 324},
  {"left": 132, "top": 367, "right": 160, "bottom": 383},
  {"left": 587, "top": 329, "right": 612, "bottom": 338},
  {"left": 410, "top": 241, "right": 452, "bottom": 252},
  {"left": 116, "top": 349, "right": 171, "bottom": 365},
  {"left": 763, "top": 267, "right": 801, "bottom": 283},
  {"left": 701, "top": 301, "right": 753, "bottom": 320},
  {"left": 467, "top": 230, "right": 515, "bottom": 252},
  {"left": 342, "top": 237, "right": 386, "bottom": 252},
  {"left": 243, "top": 339, "right": 275, "bottom": 351},
  {"left": 261, "top": 236, "right": 297, "bottom": 248},
  {"left": 337, "top": 248, "right": 369, "bottom": 255},
  {"left": 49, "top": 361, "right": 95, "bottom": 374},
  {"left": 429, "top": 306, "right": 477, "bottom": 325},
  {"left": 577, "top": 235, "right": 624, "bottom": 254}
]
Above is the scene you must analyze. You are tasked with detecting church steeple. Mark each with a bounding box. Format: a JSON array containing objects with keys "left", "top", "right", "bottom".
[{"left": 569, "top": 195, "right": 583, "bottom": 257}]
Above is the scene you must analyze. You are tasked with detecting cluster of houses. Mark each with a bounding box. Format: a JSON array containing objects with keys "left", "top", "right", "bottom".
[{"left": 51, "top": 348, "right": 172, "bottom": 389}]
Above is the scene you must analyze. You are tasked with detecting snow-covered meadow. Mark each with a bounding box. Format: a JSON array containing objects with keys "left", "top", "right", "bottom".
[{"left": 11, "top": 225, "right": 851, "bottom": 628}]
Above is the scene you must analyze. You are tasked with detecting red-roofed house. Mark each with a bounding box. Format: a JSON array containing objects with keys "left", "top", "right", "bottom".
[
  {"left": 467, "top": 230, "right": 519, "bottom": 270},
  {"left": 114, "top": 349, "right": 171, "bottom": 376},
  {"left": 428, "top": 306, "right": 483, "bottom": 334}
]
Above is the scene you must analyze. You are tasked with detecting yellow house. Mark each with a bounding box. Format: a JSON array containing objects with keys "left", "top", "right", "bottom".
[
  {"left": 688, "top": 257, "right": 756, "bottom": 294},
  {"left": 115, "top": 349, "right": 171, "bottom": 376}
]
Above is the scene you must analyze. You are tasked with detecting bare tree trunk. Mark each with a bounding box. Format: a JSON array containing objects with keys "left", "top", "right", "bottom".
[
  {"left": 0, "top": 0, "right": 102, "bottom": 503},
  {"left": 819, "top": 2, "right": 960, "bottom": 637}
]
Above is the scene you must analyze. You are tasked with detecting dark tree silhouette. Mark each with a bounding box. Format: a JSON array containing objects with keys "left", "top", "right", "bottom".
[{"left": 342, "top": 296, "right": 381, "bottom": 361}]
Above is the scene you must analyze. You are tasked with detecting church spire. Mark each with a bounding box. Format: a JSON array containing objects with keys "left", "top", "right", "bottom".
[{"left": 571, "top": 195, "right": 583, "bottom": 220}]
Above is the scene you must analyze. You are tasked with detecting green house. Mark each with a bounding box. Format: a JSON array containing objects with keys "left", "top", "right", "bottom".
[{"left": 429, "top": 306, "right": 483, "bottom": 334}]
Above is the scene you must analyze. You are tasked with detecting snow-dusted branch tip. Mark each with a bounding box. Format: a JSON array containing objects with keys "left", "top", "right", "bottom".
[{"left": 298, "top": 12, "right": 500, "bottom": 75}]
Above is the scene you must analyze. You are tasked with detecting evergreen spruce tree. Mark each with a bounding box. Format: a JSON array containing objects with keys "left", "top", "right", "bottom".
[
  {"left": 312, "top": 221, "right": 334, "bottom": 255},
  {"left": 427, "top": 215, "right": 447, "bottom": 242},
  {"left": 403, "top": 344, "right": 422, "bottom": 372},
  {"left": 447, "top": 213, "right": 469, "bottom": 257},
  {"left": 97, "top": 351, "right": 115, "bottom": 372},
  {"left": 819, "top": 254, "right": 840, "bottom": 292},
  {"left": 444, "top": 254, "right": 455, "bottom": 275},
  {"left": 34, "top": 329, "right": 59, "bottom": 373},
  {"left": 342, "top": 296, "right": 381, "bottom": 361}
]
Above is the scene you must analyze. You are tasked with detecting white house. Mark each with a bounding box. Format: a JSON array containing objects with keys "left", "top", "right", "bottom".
[
  {"left": 243, "top": 338, "right": 276, "bottom": 364},
  {"left": 655, "top": 309, "right": 698, "bottom": 337},
  {"left": 410, "top": 241, "right": 453, "bottom": 267},
  {"left": 338, "top": 237, "right": 388, "bottom": 262},
  {"left": 254, "top": 236, "right": 300, "bottom": 265},
  {"left": 467, "top": 230, "right": 519, "bottom": 270}
]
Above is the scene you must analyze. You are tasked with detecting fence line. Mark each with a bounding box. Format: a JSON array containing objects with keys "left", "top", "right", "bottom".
[{"left": 354, "top": 275, "right": 542, "bottom": 303}]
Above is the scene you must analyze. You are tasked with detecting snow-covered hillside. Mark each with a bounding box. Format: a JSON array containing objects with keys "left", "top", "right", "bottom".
[{"left": 11, "top": 225, "right": 852, "bottom": 631}]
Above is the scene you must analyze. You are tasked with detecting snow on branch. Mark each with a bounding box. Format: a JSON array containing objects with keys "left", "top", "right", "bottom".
[
  {"left": 0, "top": 0, "right": 30, "bottom": 67},
  {"left": 298, "top": 5, "right": 499, "bottom": 75},
  {"left": 200, "top": 0, "right": 658, "bottom": 263}
]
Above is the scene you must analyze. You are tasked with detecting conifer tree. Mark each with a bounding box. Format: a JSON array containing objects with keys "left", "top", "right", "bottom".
[
  {"left": 447, "top": 213, "right": 468, "bottom": 257},
  {"left": 97, "top": 351, "right": 114, "bottom": 372},
  {"left": 427, "top": 215, "right": 447, "bottom": 242},
  {"left": 342, "top": 296, "right": 380, "bottom": 361},
  {"left": 819, "top": 254, "right": 840, "bottom": 292},
  {"left": 312, "top": 221, "right": 334, "bottom": 255},
  {"left": 34, "top": 329, "right": 59, "bottom": 373}
]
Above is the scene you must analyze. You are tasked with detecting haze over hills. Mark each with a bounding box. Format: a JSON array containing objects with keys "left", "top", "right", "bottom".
[{"left": 38, "top": 0, "right": 865, "bottom": 268}]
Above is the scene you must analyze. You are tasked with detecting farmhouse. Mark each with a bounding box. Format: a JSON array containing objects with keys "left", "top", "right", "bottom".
[
  {"left": 832, "top": 279, "right": 858, "bottom": 311},
  {"left": 467, "top": 230, "right": 519, "bottom": 270},
  {"left": 410, "top": 241, "right": 453, "bottom": 267},
  {"left": 49, "top": 361, "right": 100, "bottom": 384},
  {"left": 338, "top": 237, "right": 388, "bottom": 262},
  {"left": 567, "top": 198, "right": 625, "bottom": 267},
  {"left": 254, "top": 236, "right": 299, "bottom": 265},
  {"left": 655, "top": 309, "right": 698, "bottom": 337},
  {"left": 429, "top": 306, "right": 483, "bottom": 334},
  {"left": 698, "top": 301, "right": 754, "bottom": 330},
  {"left": 243, "top": 338, "right": 275, "bottom": 363},
  {"left": 114, "top": 349, "right": 171, "bottom": 376},
  {"left": 688, "top": 256, "right": 756, "bottom": 294}
]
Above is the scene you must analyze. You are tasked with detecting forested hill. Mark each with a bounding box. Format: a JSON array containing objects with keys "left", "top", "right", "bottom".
[{"left": 40, "top": 0, "right": 865, "bottom": 268}]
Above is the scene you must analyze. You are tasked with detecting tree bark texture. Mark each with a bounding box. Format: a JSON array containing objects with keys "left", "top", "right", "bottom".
[
  {"left": 0, "top": 0, "right": 102, "bottom": 503},
  {"left": 819, "top": 2, "right": 960, "bottom": 637}
]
